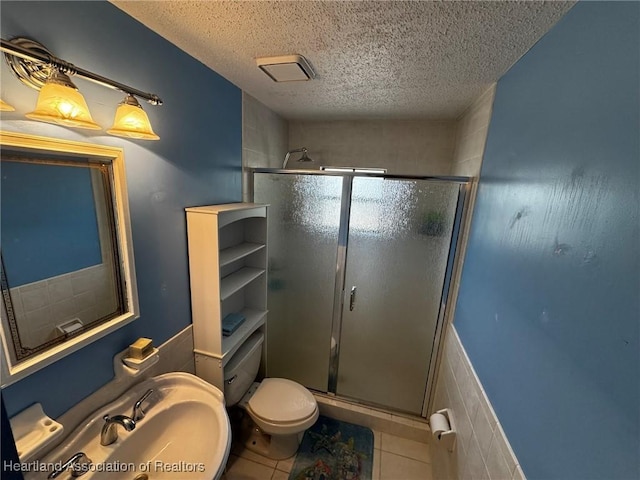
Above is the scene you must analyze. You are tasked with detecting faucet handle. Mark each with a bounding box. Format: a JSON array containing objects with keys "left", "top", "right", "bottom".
[
  {"left": 132, "top": 388, "right": 154, "bottom": 421},
  {"left": 48, "top": 452, "right": 92, "bottom": 479}
]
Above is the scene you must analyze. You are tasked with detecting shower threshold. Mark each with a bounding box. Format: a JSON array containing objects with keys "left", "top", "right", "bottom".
[{"left": 311, "top": 391, "right": 430, "bottom": 444}]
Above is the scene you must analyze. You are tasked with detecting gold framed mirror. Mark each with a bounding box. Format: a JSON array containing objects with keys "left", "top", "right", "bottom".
[{"left": 0, "top": 131, "right": 139, "bottom": 386}]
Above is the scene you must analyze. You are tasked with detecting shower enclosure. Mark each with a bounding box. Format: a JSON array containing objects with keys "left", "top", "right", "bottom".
[{"left": 253, "top": 170, "right": 468, "bottom": 416}]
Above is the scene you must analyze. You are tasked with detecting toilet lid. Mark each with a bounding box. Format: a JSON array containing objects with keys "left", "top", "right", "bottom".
[{"left": 247, "top": 378, "right": 317, "bottom": 423}]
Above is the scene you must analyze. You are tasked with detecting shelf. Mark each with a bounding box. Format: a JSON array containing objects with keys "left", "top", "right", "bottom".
[
  {"left": 187, "top": 203, "right": 268, "bottom": 390},
  {"left": 222, "top": 308, "right": 268, "bottom": 365},
  {"left": 219, "top": 242, "right": 265, "bottom": 267},
  {"left": 220, "top": 267, "right": 265, "bottom": 300}
]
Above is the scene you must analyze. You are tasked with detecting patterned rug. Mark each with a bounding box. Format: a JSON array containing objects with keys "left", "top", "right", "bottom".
[{"left": 289, "top": 415, "right": 374, "bottom": 480}]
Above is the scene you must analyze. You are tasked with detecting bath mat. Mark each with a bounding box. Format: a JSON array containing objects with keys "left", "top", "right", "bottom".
[{"left": 289, "top": 415, "right": 374, "bottom": 480}]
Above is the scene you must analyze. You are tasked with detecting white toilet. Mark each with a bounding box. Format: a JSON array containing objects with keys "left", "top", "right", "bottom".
[{"left": 223, "top": 331, "right": 319, "bottom": 459}]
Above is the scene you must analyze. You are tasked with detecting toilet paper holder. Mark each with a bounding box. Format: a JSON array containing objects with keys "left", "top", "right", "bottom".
[{"left": 430, "top": 408, "right": 457, "bottom": 452}]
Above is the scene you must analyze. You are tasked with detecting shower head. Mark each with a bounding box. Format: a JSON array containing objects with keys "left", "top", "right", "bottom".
[
  {"left": 298, "top": 149, "right": 313, "bottom": 162},
  {"left": 283, "top": 147, "right": 313, "bottom": 168}
]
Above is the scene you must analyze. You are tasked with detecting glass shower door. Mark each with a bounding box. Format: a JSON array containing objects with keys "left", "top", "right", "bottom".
[
  {"left": 336, "top": 177, "right": 460, "bottom": 414},
  {"left": 254, "top": 173, "right": 343, "bottom": 391}
]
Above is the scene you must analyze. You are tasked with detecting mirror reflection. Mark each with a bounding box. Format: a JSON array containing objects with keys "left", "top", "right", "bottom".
[{"left": 1, "top": 152, "right": 125, "bottom": 361}]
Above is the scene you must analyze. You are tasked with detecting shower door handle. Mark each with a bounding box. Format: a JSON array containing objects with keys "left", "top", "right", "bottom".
[{"left": 349, "top": 286, "right": 357, "bottom": 311}]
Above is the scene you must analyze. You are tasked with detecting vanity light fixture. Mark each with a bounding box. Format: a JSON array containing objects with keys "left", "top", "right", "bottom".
[
  {"left": 26, "top": 68, "right": 100, "bottom": 130},
  {"left": 107, "top": 95, "right": 159, "bottom": 140},
  {"left": 1, "top": 37, "right": 162, "bottom": 140},
  {"left": 0, "top": 98, "right": 15, "bottom": 111}
]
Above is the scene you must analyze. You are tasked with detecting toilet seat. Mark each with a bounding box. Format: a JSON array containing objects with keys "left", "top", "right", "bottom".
[
  {"left": 248, "top": 378, "right": 316, "bottom": 422},
  {"left": 246, "top": 378, "right": 319, "bottom": 435}
]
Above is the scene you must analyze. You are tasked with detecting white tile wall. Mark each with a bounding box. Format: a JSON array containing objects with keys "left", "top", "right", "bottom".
[
  {"left": 431, "top": 326, "right": 524, "bottom": 480},
  {"left": 243, "top": 93, "right": 462, "bottom": 183},
  {"left": 242, "top": 93, "right": 289, "bottom": 201},
  {"left": 445, "top": 85, "right": 495, "bottom": 337},
  {"left": 288, "top": 119, "right": 457, "bottom": 176},
  {"left": 9, "top": 264, "right": 117, "bottom": 347},
  {"left": 451, "top": 85, "right": 496, "bottom": 177},
  {"left": 429, "top": 85, "right": 512, "bottom": 480}
]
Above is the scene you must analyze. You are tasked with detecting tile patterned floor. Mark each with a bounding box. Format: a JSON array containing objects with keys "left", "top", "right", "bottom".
[{"left": 222, "top": 430, "right": 433, "bottom": 480}]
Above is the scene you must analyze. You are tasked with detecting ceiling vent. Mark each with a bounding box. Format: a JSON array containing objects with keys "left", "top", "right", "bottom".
[{"left": 256, "top": 55, "right": 316, "bottom": 82}]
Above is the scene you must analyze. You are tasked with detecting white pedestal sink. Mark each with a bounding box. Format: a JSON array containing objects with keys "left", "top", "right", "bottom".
[{"left": 26, "top": 372, "right": 231, "bottom": 480}]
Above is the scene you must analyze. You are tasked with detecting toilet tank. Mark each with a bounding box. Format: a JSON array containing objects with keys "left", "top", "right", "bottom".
[{"left": 224, "top": 331, "right": 264, "bottom": 406}]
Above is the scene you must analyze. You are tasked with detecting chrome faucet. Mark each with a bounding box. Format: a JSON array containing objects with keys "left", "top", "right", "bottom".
[
  {"left": 100, "top": 414, "right": 135, "bottom": 446},
  {"left": 100, "top": 389, "right": 154, "bottom": 445},
  {"left": 48, "top": 452, "right": 92, "bottom": 479},
  {"left": 131, "top": 388, "right": 154, "bottom": 421}
]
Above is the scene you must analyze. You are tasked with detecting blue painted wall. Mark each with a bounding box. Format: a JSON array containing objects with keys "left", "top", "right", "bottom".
[
  {"left": 1, "top": 161, "right": 101, "bottom": 286},
  {"left": 454, "top": 2, "right": 639, "bottom": 479},
  {"left": 0, "top": 1, "right": 241, "bottom": 417}
]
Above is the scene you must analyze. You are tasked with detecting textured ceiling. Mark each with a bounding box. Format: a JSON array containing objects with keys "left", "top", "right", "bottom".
[{"left": 112, "top": 1, "right": 574, "bottom": 120}]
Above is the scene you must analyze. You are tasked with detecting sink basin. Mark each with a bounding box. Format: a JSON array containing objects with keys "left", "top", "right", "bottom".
[{"left": 27, "top": 372, "right": 231, "bottom": 480}]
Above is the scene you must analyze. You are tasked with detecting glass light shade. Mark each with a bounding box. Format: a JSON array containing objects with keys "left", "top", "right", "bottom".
[
  {"left": 107, "top": 101, "right": 159, "bottom": 140},
  {"left": 0, "top": 98, "right": 16, "bottom": 112},
  {"left": 25, "top": 83, "right": 101, "bottom": 130}
]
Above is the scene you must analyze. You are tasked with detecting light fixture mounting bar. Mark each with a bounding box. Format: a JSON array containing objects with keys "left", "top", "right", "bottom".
[{"left": 1, "top": 37, "right": 162, "bottom": 105}]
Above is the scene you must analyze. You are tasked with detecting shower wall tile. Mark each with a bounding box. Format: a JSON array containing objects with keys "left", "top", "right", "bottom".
[
  {"left": 241, "top": 92, "right": 289, "bottom": 201},
  {"left": 288, "top": 119, "right": 457, "bottom": 176},
  {"left": 430, "top": 326, "right": 524, "bottom": 480},
  {"left": 9, "top": 264, "right": 113, "bottom": 345},
  {"left": 453, "top": 157, "right": 483, "bottom": 178},
  {"left": 475, "top": 408, "right": 497, "bottom": 463},
  {"left": 512, "top": 465, "right": 526, "bottom": 480},
  {"left": 486, "top": 429, "right": 514, "bottom": 480},
  {"left": 442, "top": 89, "right": 496, "bottom": 399},
  {"left": 51, "top": 297, "right": 76, "bottom": 320},
  {"left": 451, "top": 84, "right": 496, "bottom": 177},
  {"left": 242, "top": 149, "right": 269, "bottom": 170},
  {"left": 431, "top": 86, "right": 499, "bottom": 477},
  {"left": 10, "top": 290, "right": 25, "bottom": 319},
  {"left": 19, "top": 283, "right": 50, "bottom": 312},
  {"left": 47, "top": 277, "right": 74, "bottom": 303}
]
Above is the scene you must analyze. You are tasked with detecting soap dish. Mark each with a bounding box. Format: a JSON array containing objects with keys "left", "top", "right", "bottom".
[
  {"left": 122, "top": 347, "right": 160, "bottom": 370},
  {"left": 9, "top": 403, "right": 63, "bottom": 461},
  {"left": 114, "top": 346, "right": 161, "bottom": 378}
]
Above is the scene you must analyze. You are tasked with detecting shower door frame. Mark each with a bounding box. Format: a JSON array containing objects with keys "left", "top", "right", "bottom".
[{"left": 251, "top": 168, "right": 470, "bottom": 417}]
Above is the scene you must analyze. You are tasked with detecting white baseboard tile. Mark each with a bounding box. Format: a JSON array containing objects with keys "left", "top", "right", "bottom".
[
  {"left": 43, "top": 325, "right": 195, "bottom": 458},
  {"left": 431, "top": 325, "right": 525, "bottom": 480}
]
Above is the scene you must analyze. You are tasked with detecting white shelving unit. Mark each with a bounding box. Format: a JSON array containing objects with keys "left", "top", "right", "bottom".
[
  {"left": 186, "top": 203, "right": 268, "bottom": 391},
  {"left": 220, "top": 267, "right": 265, "bottom": 300}
]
